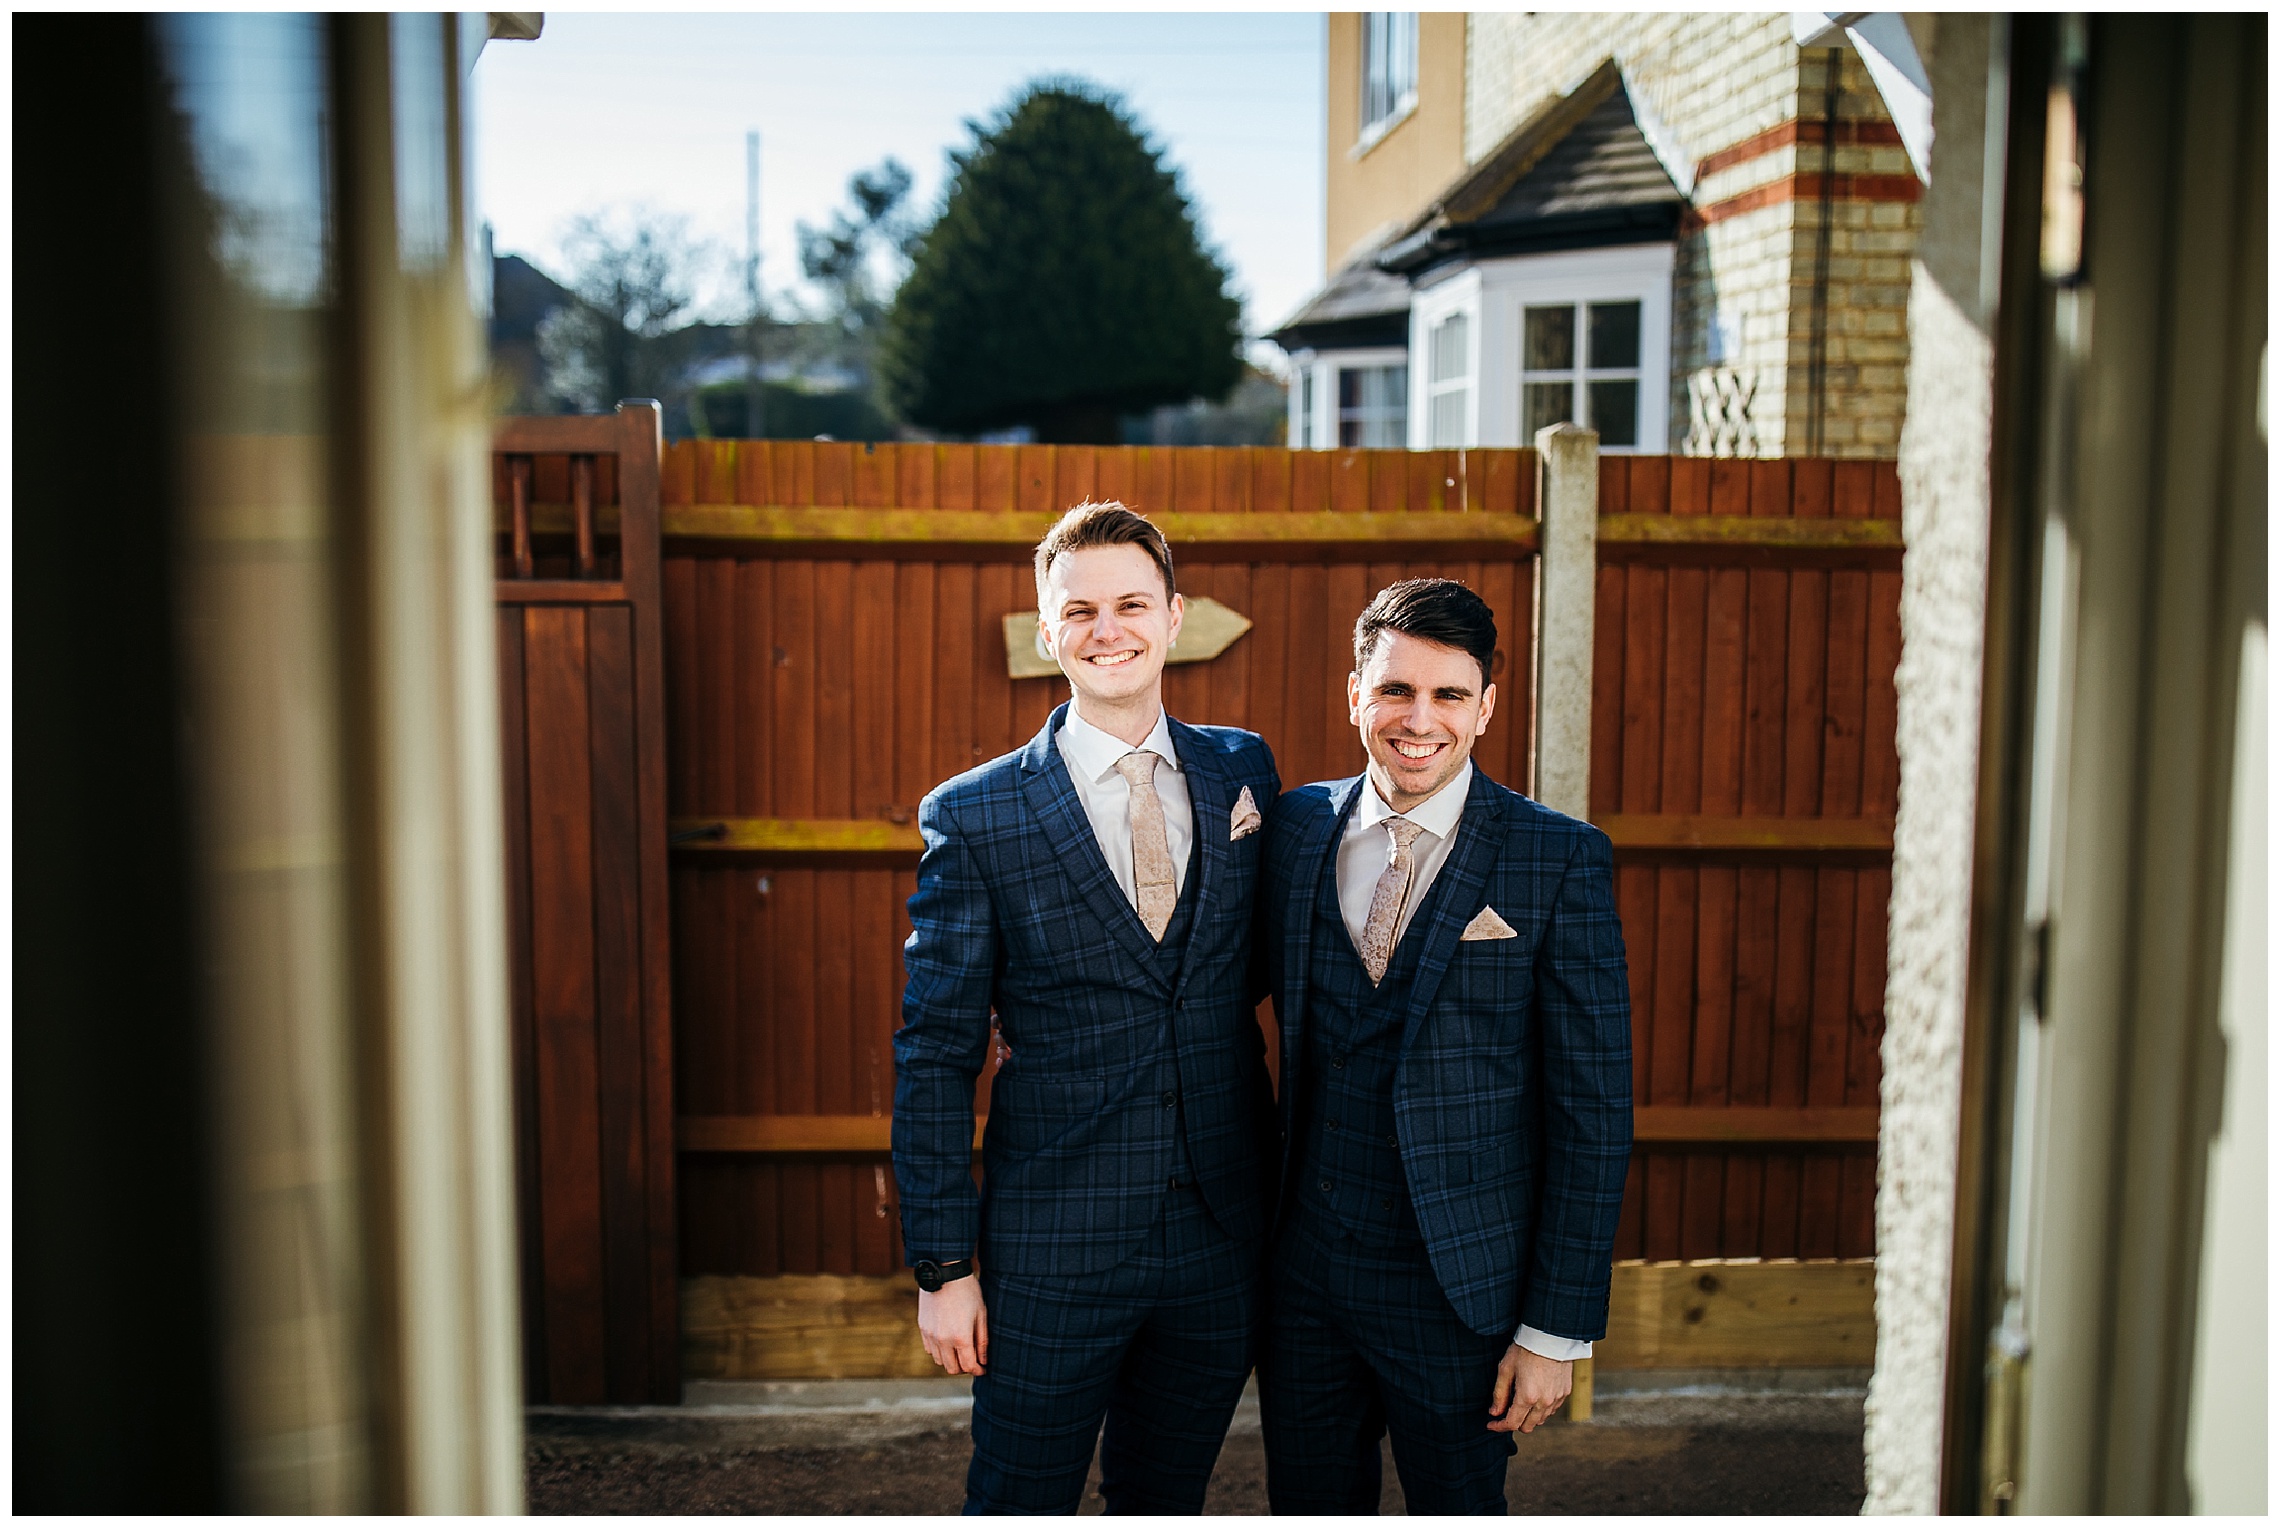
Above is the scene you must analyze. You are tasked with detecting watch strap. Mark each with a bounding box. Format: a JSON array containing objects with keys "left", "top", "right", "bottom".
[{"left": 914, "top": 1257, "right": 975, "bottom": 1291}]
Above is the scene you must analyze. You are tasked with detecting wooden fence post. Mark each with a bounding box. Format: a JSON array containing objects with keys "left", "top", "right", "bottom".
[
  {"left": 1532, "top": 423, "right": 1599, "bottom": 819},
  {"left": 1536, "top": 422, "right": 1598, "bottom": 1415}
]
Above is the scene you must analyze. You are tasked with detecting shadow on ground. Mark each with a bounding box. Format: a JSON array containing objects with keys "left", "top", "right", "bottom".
[{"left": 527, "top": 1383, "right": 1866, "bottom": 1515}]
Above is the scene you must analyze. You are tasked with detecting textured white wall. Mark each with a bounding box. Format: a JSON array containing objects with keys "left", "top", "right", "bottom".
[{"left": 1864, "top": 14, "right": 1992, "bottom": 1514}]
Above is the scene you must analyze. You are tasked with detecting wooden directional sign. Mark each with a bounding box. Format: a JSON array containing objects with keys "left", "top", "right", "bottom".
[{"left": 1002, "top": 595, "right": 1254, "bottom": 680}]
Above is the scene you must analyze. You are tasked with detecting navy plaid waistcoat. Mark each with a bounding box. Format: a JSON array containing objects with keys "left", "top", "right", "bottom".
[
  {"left": 1135, "top": 837, "right": 1200, "bottom": 1184},
  {"left": 893, "top": 704, "right": 1282, "bottom": 1278},
  {"left": 1261, "top": 769, "right": 1634, "bottom": 1340},
  {"left": 1295, "top": 861, "right": 1433, "bottom": 1247}
]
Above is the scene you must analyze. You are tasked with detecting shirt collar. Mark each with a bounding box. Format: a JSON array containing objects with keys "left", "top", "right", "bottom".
[
  {"left": 1061, "top": 704, "right": 1181, "bottom": 784},
  {"left": 1353, "top": 758, "right": 1472, "bottom": 841}
]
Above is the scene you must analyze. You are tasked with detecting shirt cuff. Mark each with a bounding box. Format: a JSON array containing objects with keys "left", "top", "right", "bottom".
[{"left": 1513, "top": 1324, "right": 1592, "bottom": 1361}]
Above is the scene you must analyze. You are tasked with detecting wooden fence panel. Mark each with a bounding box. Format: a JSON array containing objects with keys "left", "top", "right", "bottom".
[{"left": 1594, "top": 455, "right": 1899, "bottom": 1262}]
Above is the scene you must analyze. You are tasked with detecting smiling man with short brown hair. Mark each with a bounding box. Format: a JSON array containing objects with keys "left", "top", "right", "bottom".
[{"left": 893, "top": 501, "right": 1282, "bottom": 1514}]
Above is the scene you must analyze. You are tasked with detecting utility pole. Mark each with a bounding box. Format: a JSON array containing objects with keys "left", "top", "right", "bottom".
[{"left": 744, "top": 128, "right": 765, "bottom": 440}]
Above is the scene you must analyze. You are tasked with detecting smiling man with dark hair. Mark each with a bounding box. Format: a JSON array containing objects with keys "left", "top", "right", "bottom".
[{"left": 1255, "top": 577, "right": 1633, "bottom": 1514}]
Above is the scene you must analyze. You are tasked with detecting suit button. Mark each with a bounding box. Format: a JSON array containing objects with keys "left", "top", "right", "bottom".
[
  {"left": 1331, "top": 1056, "right": 1347, "bottom": 1070},
  {"left": 1382, "top": 1197, "right": 1396, "bottom": 1211},
  {"left": 1318, "top": 1179, "right": 1332, "bottom": 1193},
  {"left": 1386, "top": 1134, "right": 1399, "bottom": 1148},
  {"left": 1327, "top": 1118, "right": 1341, "bottom": 1131},
  {"left": 1162, "top": 1091, "right": 1178, "bottom": 1109}
]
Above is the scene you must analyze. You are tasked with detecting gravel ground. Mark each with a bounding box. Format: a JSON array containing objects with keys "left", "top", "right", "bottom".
[{"left": 526, "top": 1381, "right": 1866, "bottom": 1515}]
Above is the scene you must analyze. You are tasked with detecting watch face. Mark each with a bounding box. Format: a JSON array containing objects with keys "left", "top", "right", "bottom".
[{"left": 915, "top": 1260, "right": 942, "bottom": 1292}]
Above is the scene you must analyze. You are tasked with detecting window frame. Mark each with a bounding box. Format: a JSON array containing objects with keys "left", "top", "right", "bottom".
[
  {"left": 1521, "top": 299, "right": 1646, "bottom": 447},
  {"left": 1424, "top": 311, "right": 1473, "bottom": 449},
  {"left": 1405, "top": 270, "right": 1482, "bottom": 450},
  {"left": 1356, "top": 12, "right": 1419, "bottom": 154},
  {"left": 1334, "top": 359, "right": 1409, "bottom": 449},
  {"left": 1409, "top": 245, "right": 1674, "bottom": 453},
  {"left": 1288, "top": 346, "right": 1410, "bottom": 450}
]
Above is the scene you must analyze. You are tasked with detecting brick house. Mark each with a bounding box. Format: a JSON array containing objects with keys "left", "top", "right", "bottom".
[{"left": 1273, "top": 13, "right": 1928, "bottom": 459}]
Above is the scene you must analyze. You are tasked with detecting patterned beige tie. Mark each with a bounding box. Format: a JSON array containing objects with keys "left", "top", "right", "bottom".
[
  {"left": 1359, "top": 818, "right": 1426, "bottom": 984},
  {"left": 1115, "top": 751, "right": 1177, "bottom": 940}
]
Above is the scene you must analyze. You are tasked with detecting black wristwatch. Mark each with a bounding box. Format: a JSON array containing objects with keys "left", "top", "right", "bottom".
[{"left": 913, "top": 1257, "right": 975, "bottom": 1293}]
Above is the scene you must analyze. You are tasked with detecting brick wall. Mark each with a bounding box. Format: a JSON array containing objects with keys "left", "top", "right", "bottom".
[{"left": 1465, "top": 17, "right": 1917, "bottom": 459}]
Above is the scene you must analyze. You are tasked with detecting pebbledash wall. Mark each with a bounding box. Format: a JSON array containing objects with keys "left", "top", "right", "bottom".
[{"left": 1467, "top": 14, "right": 1920, "bottom": 460}]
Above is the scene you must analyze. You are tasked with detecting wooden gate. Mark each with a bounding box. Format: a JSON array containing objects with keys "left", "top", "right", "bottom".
[{"left": 493, "top": 404, "right": 679, "bottom": 1403}]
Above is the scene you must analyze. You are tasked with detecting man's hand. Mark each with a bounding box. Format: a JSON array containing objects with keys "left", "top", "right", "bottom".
[
  {"left": 1487, "top": 1344, "right": 1571, "bottom": 1433},
  {"left": 917, "top": 1274, "right": 988, "bottom": 1376}
]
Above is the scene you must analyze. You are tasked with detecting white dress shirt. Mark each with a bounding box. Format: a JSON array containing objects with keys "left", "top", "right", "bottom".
[
  {"left": 1333, "top": 760, "right": 1593, "bottom": 1364},
  {"left": 1336, "top": 760, "right": 1473, "bottom": 953},
  {"left": 1056, "top": 706, "right": 1194, "bottom": 906}
]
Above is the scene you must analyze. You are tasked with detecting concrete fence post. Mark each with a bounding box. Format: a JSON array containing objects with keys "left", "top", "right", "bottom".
[{"left": 1532, "top": 423, "right": 1599, "bottom": 820}]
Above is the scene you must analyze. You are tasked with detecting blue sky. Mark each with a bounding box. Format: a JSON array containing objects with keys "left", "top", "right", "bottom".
[{"left": 471, "top": 13, "right": 1327, "bottom": 354}]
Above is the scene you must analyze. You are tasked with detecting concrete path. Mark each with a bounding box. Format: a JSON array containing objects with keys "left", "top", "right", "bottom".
[{"left": 527, "top": 1374, "right": 1867, "bottom": 1514}]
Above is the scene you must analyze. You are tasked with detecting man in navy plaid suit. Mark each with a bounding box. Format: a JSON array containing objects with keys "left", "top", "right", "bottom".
[
  {"left": 892, "top": 502, "right": 1282, "bottom": 1514},
  {"left": 1257, "top": 578, "right": 1632, "bottom": 1514}
]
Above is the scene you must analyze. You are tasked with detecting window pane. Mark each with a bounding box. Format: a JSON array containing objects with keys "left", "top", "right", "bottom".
[
  {"left": 1361, "top": 13, "right": 1417, "bottom": 131},
  {"left": 1524, "top": 305, "right": 1575, "bottom": 372},
  {"left": 1588, "top": 301, "right": 1642, "bottom": 370},
  {"left": 1429, "top": 389, "right": 1467, "bottom": 448},
  {"left": 1587, "top": 379, "right": 1638, "bottom": 447},
  {"left": 1335, "top": 365, "right": 1407, "bottom": 448},
  {"left": 1525, "top": 381, "right": 1574, "bottom": 439},
  {"left": 1429, "top": 313, "right": 1469, "bottom": 383},
  {"left": 1300, "top": 370, "right": 1315, "bottom": 447},
  {"left": 1362, "top": 15, "right": 1380, "bottom": 124},
  {"left": 1336, "top": 365, "right": 1393, "bottom": 416}
]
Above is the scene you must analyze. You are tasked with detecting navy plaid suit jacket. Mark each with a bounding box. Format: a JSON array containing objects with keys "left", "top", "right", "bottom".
[
  {"left": 893, "top": 703, "right": 1282, "bottom": 1277},
  {"left": 1263, "top": 768, "right": 1632, "bottom": 1340}
]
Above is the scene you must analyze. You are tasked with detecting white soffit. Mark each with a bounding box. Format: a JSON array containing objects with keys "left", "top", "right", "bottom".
[{"left": 1792, "top": 11, "right": 1933, "bottom": 182}]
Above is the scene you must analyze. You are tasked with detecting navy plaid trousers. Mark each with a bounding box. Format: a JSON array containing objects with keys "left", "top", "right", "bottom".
[
  {"left": 966, "top": 1182, "right": 1261, "bottom": 1514},
  {"left": 1259, "top": 1202, "right": 1515, "bottom": 1514}
]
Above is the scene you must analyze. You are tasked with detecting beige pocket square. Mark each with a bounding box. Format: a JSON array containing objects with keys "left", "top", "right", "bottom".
[
  {"left": 1230, "top": 786, "right": 1263, "bottom": 840},
  {"left": 1460, "top": 906, "right": 1518, "bottom": 941}
]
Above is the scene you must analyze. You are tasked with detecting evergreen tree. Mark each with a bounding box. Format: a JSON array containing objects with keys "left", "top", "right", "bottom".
[{"left": 880, "top": 82, "right": 1244, "bottom": 443}]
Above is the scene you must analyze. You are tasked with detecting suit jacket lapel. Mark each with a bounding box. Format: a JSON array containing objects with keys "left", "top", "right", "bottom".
[
  {"left": 1017, "top": 704, "right": 1173, "bottom": 988},
  {"left": 1167, "top": 718, "right": 1227, "bottom": 995},
  {"left": 1399, "top": 769, "right": 1509, "bottom": 1044},
  {"left": 1283, "top": 776, "right": 1367, "bottom": 1066}
]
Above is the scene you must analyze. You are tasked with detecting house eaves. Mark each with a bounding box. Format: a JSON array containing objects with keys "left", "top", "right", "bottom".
[
  {"left": 1265, "top": 245, "right": 1415, "bottom": 353},
  {"left": 1377, "top": 58, "right": 1684, "bottom": 278}
]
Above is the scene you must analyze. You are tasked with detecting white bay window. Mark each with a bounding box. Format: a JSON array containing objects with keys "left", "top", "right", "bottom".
[{"left": 1407, "top": 245, "right": 1672, "bottom": 452}]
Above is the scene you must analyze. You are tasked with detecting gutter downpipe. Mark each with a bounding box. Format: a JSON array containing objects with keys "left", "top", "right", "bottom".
[{"left": 1807, "top": 47, "right": 1843, "bottom": 455}]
